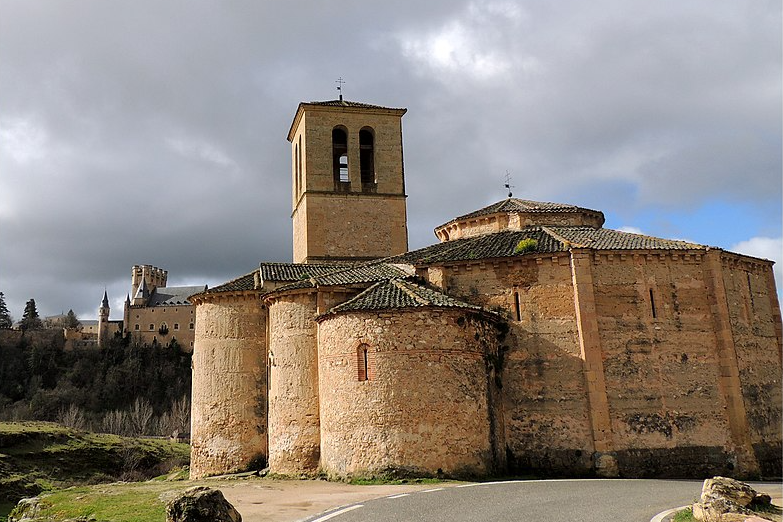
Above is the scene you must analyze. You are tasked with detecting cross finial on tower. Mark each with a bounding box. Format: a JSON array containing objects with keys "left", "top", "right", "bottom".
[
  {"left": 504, "top": 171, "right": 514, "bottom": 198},
  {"left": 336, "top": 77, "right": 345, "bottom": 101}
]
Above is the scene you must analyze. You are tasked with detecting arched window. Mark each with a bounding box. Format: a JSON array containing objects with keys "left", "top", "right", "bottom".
[
  {"left": 359, "top": 128, "right": 375, "bottom": 191},
  {"left": 332, "top": 128, "right": 349, "bottom": 189}
]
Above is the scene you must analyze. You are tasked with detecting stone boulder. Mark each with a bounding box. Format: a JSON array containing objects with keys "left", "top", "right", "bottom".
[
  {"left": 7, "top": 497, "right": 42, "bottom": 522},
  {"left": 166, "top": 486, "right": 242, "bottom": 522},
  {"left": 692, "top": 477, "right": 774, "bottom": 522}
]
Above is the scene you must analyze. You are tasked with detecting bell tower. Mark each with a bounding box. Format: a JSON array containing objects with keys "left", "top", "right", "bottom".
[{"left": 287, "top": 99, "right": 408, "bottom": 264}]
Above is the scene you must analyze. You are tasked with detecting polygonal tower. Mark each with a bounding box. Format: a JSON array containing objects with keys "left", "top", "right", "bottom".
[
  {"left": 287, "top": 99, "right": 409, "bottom": 264},
  {"left": 97, "top": 290, "right": 110, "bottom": 347}
]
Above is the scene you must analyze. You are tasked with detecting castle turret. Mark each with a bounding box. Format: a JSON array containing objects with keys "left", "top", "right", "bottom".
[
  {"left": 123, "top": 293, "right": 130, "bottom": 335},
  {"left": 98, "top": 290, "right": 110, "bottom": 347},
  {"left": 131, "top": 265, "right": 168, "bottom": 299}
]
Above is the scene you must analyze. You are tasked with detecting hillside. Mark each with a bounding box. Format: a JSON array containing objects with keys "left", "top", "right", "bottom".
[{"left": 0, "top": 422, "right": 189, "bottom": 519}]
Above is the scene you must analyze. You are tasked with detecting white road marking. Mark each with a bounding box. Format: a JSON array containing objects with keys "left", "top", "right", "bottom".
[
  {"left": 422, "top": 487, "right": 445, "bottom": 493},
  {"left": 310, "top": 504, "right": 364, "bottom": 522},
  {"left": 456, "top": 483, "right": 480, "bottom": 488},
  {"left": 388, "top": 493, "right": 410, "bottom": 499},
  {"left": 650, "top": 505, "right": 689, "bottom": 522}
]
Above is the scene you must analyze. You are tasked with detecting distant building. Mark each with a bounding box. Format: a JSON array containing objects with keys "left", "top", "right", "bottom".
[{"left": 117, "top": 265, "right": 206, "bottom": 351}]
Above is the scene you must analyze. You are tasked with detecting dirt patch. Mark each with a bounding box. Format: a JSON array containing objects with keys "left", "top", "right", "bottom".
[{"left": 213, "top": 479, "right": 453, "bottom": 522}]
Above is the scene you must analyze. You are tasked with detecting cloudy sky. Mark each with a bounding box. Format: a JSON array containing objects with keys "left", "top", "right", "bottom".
[{"left": 1, "top": 0, "right": 780, "bottom": 321}]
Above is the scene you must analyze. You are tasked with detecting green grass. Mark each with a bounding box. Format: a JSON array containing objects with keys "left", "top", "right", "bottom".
[
  {"left": 0, "top": 421, "right": 190, "bottom": 520},
  {"left": 673, "top": 506, "right": 694, "bottom": 522},
  {"left": 348, "top": 476, "right": 443, "bottom": 486},
  {"left": 10, "top": 483, "right": 172, "bottom": 522}
]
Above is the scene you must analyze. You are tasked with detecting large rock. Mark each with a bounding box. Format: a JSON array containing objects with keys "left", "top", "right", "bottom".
[
  {"left": 7, "top": 497, "right": 42, "bottom": 522},
  {"left": 692, "top": 477, "right": 773, "bottom": 522},
  {"left": 166, "top": 486, "right": 242, "bottom": 522}
]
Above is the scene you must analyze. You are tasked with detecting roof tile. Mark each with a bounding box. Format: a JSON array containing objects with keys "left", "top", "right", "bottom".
[{"left": 320, "top": 278, "right": 491, "bottom": 317}]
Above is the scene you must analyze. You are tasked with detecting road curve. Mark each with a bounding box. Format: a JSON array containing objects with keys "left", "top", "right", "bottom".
[{"left": 302, "top": 478, "right": 704, "bottom": 522}]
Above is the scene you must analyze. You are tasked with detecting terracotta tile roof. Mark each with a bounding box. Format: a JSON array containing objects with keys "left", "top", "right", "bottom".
[
  {"left": 200, "top": 271, "right": 257, "bottom": 295},
  {"left": 313, "top": 262, "right": 414, "bottom": 286},
  {"left": 395, "top": 226, "right": 706, "bottom": 265},
  {"left": 259, "top": 262, "right": 347, "bottom": 282},
  {"left": 547, "top": 226, "right": 705, "bottom": 250},
  {"left": 202, "top": 225, "right": 706, "bottom": 301},
  {"left": 451, "top": 198, "right": 602, "bottom": 222},
  {"left": 303, "top": 99, "right": 406, "bottom": 111},
  {"left": 319, "top": 278, "right": 491, "bottom": 318},
  {"left": 274, "top": 262, "right": 415, "bottom": 292},
  {"left": 396, "top": 228, "right": 564, "bottom": 264}
]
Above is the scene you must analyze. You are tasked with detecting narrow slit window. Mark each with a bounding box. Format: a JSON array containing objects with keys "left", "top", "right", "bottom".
[
  {"left": 297, "top": 135, "right": 303, "bottom": 193},
  {"left": 294, "top": 142, "right": 301, "bottom": 195},
  {"left": 514, "top": 291, "right": 521, "bottom": 321},
  {"left": 357, "top": 343, "right": 373, "bottom": 381},
  {"left": 649, "top": 288, "right": 657, "bottom": 319},
  {"left": 746, "top": 272, "right": 755, "bottom": 312}
]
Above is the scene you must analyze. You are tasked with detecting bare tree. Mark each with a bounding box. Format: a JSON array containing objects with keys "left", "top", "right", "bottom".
[
  {"left": 171, "top": 395, "right": 191, "bottom": 434},
  {"left": 129, "top": 398, "right": 154, "bottom": 436},
  {"left": 101, "top": 409, "right": 129, "bottom": 436},
  {"left": 57, "top": 404, "right": 87, "bottom": 431}
]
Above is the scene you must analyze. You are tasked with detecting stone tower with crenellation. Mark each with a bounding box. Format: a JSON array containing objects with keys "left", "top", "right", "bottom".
[{"left": 287, "top": 99, "right": 409, "bottom": 263}]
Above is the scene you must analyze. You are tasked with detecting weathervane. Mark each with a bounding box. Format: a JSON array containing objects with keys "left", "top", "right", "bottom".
[
  {"left": 336, "top": 77, "right": 345, "bottom": 101},
  {"left": 504, "top": 171, "right": 514, "bottom": 198}
]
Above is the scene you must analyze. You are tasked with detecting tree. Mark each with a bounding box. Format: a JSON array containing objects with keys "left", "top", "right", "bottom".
[
  {"left": 0, "top": 292, "right": 12, "bottom": 329},
  {"left": 64, "top": 309, "right": 81, "bottom": 330},
  {"left": 20, "top": 299, "right": 43, "bottom": 331}
]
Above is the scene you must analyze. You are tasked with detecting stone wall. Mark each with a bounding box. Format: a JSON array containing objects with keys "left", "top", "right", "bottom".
[
  {"left": 422, "top": 255, "right": 595, "bottom": 476},
  {"left": 0, "top": 329, "right": 64, "bottom": 349},
  {"left": 189, "top": 292, "right": 267, "bottom": 479},
  {"left": 293, "top": 193, "right": 408, "bottom": 263},
  {"left": 266, "top": 291, "right": 321, "bottom": 474},
  {"left": 128, "top": 304, "right": 196, "bottom": 351},
  {"left": 418, "top": 250, "right": 782, "bottom": 478},
  {"left": 436, "top": 211, "right": 604, "bottom": 241},
  {"left": 590, "top": 251, "right": 737, "bottom": 477},
  {"left": 721, "top": 254, "right": 782, "bottom": 477},
  {"left": 316, "top": 308, "right": 504, "bottom": 478}
]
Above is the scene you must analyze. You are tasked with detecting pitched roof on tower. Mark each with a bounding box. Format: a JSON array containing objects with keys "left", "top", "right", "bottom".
[
  {"left": 394, "top": 226, "right": 707, "bottom": 265},
  {"left": 317, "top": 278, "right": 496, "bottom": 320},
  {"left": 287, "top": 99, "right": 407, "bottom": 141},
  {"left": 458, "top": 198, "right": 601, "bottom": 219}
]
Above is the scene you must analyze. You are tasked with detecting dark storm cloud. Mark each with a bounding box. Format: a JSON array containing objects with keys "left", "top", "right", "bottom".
[{"left": 0, "top": 0, "right": 780, "bottom": 319}]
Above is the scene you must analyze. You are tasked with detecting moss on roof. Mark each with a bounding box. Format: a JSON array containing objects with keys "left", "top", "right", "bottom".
[{"left": 395, "top": 226, "right": 706, "bottom": 265}]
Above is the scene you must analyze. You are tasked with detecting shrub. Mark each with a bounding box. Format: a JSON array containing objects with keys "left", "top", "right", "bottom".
[{"left": 514, "top": 238, "right": 538, "bottom": 254}]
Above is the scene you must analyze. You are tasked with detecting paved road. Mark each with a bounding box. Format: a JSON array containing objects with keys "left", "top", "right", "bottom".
[{"left": 301, "top": 479, "right": 780, "bottom": 522}]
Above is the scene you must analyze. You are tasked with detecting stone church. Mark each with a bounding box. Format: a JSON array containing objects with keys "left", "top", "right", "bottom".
[{"left": 189, "top": 99, "right": 782, "bottom": 480}]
